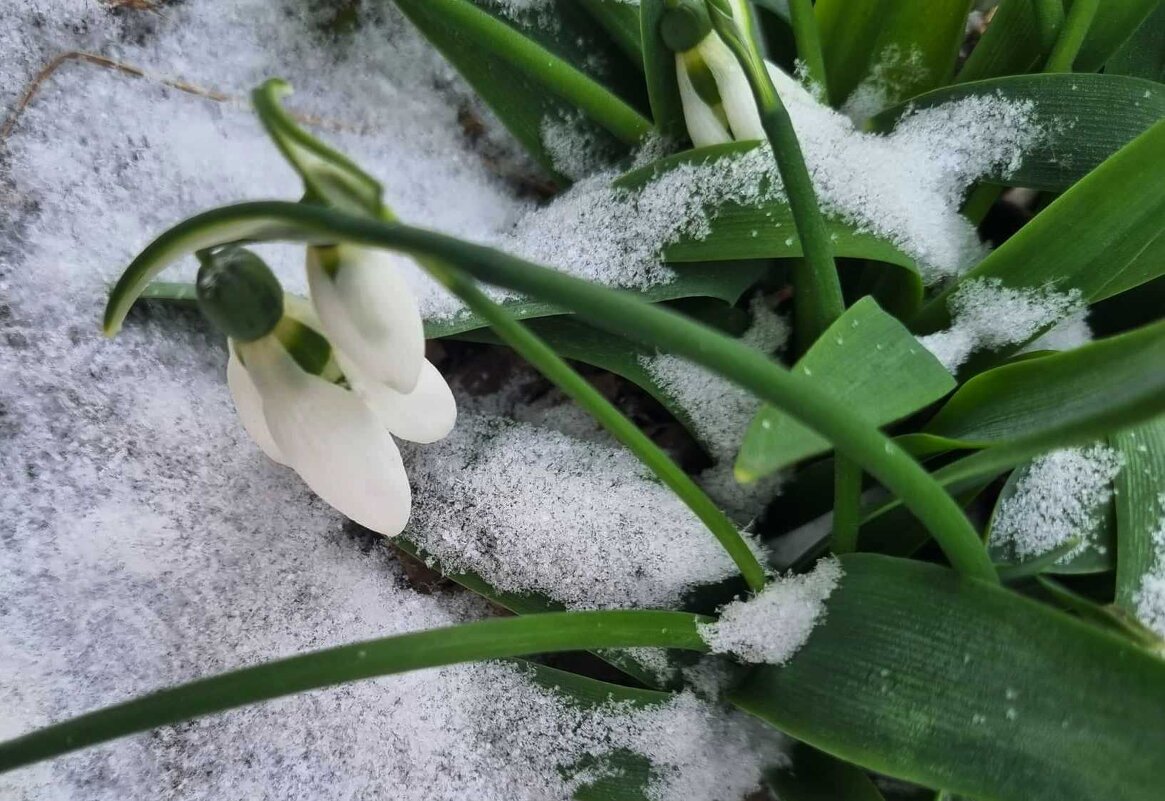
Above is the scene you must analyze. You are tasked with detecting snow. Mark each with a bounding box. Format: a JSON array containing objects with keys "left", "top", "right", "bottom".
[
  {"left": 404, "top": 404, "right": 769, "bottom": 610},
  {"left": 918, "top": 278, "right": 1085, "bottom": 371},
  {"left": 991, "top": 445, "right": 1125, "bottom": 563},
  {"left": 699, "top": 558, "right": 843, "bottom": 665},
  {"left": 640, "top": 297, "right": 790, "bottom": 520},
  {"left": 1133, "top": 493, "right": 1165, "bottom": 638},
  {"left": 0, "top": 2, "right": 783, "bottom": 798}
]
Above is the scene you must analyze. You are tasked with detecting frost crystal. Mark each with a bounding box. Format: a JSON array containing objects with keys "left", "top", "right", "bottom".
[
  {"left": 699, "top": 558, "right": 843, "bottom": 665},
  {"left": 1133, "top": 494, "right": 1165, "bottom": 638},
  {"left": 918, "top": 278, "right": 1084, "bottom": 371},
  {"left": 991, "top": 445, "right": 1125, "bottom": 562}
]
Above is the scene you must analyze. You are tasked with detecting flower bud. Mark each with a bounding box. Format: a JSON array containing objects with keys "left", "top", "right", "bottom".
[{"left": 196, "top": 246, "right": 284, "bottom": 342}]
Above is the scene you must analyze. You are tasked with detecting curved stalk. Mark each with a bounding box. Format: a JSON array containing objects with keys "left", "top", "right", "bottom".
[
  {"left": 101, "top": 202, "right": 998, "bottom": 583},
  {"left": 426, "top": 263, "right": 768, "bottom": 592},
  {"left": 0, "top": 610, "right": 707, "bottom": 773}
]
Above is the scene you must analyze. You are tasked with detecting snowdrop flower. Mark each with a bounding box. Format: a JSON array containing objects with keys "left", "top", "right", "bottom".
[
  {"left": 662, "top": 0, "right": 818, "bottom": 147},
  {"left": 198, "top": 245, "right": 456, "bottom": 537}
]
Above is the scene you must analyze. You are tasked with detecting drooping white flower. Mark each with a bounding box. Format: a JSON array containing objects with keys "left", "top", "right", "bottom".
[{"left": 201, "top": 244, "right": 456, "bottom": 538}]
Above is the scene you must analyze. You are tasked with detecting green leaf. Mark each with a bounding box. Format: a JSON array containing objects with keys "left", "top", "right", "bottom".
[
  {"left": 815, "top": 0, "right": 973, "bottom": 110},
  {"left": 1072, "top": 0, "right": 1164, "bottom": 72},
  {"left": 1111, "top": 414, "right": 1165, "bottom": 614},
  {"left": 913, "top": 119, "right": 1165, "bottom": 333},
  {"left": 985, "top": 461, "right": 1117, "bottom": 575},
  {"left": 958, "top": 0, "right": 1161, "bottom": 81},
  {"left": 1107, "top": 1, "right": 1165, "bottom": 82},
  {"left": 0, "top": 609, "right": 707, "bottom": 774},
  {"left": 924, "top": 319, "right": 1165, "bottom": 453},
  {"left": 871, "top": 74, "right": 1165, "bottom": 191},
  {"left": 731, "top": 553, "right": 1165, "bottom": 801},
  {"left": 617, "top": 143, "right": 923, "bottom": 303},
  {"left": 579, "top": 0, "right": 644, "bottom": 63},
  {"left": 389, "top": 0, "right": 652, "bottom": 181},
  {"left": 766, "top": 744, "right": 885, "bottom": 801},
  {"left": 639, "top": 0, "right": 688, "bottom": 140},
  {"left": 735, "top": 297, "right": 955, "bottom": 482}
]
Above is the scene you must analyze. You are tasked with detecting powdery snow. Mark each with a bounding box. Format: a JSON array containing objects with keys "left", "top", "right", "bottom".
[
  {"left": 404, "top": 408, "right": 768, "bottom": 610},
  {"left": 918, "top": 278, "right": 1085, "bottom": 371},
  {"left": 699, "top": 557, "right": 843, "bottom": 665},
  {"left": 991, "top": 445, "right": 1125, "bottom": 563},
  {"left": 0, "top": 2, "right": 783, "bottom": 798}
]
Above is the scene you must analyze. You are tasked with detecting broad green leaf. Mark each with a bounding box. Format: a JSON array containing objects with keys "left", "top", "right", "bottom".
[
  {"left": 913, "top": 119, "right": 1165, "bottom": 333},
  {"left": 1107, "top": 1, "right": 1165, "bottom": 82},
  {"left": 924, "top": 319, "right": 1165, "bottom": 452},
  {"left": 389, "top": 0, "right": 652, "bottom": 181},
  {"left": 1072, "top": 0, "right": 1164, "bottom": 72},
  {"left": 871, "top": 74, "right": 1165, "bottom": 191},
  {"left": 0, "top": 609, "right": 707, "bottom": 774},
  {"left": 985, "top": 460, "right": 1117, "bottom": 575},
  {"left": 735, "top": 297, "right": 955, "bottom": 482},
  {"left": 815, "top": 0, "right": 973, "bottom": 110},
  {"left": 580, "top": 0, "right": 644, "bottom": 62},
  {"left": 766, "top": 744, "right": 885, "bottom": 801},
  {"left": 731, "top": 553, "right": 1165, "bottom": 801},
  {"left": 639, "top": 0, "right": 687, "bottom": 140},
  {"left": 1111, "top": 414, "right": 1165, "bottom": 614}
]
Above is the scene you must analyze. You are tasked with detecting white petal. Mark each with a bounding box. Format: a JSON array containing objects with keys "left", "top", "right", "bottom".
[
  {"left": 676, "top": 53, "right": 733, "bottom": 148},
  {"left": 698, "top": 34, "right": 766, "bottom": 142},
  {"left": 239, "top": 336, "right": 413, "bottom": 537},
  {"left": 344, "top": 354, "right": 457, "bottom": 444},
  {"left": 226, "top": 341, "right": 286, "bottom": 465},
  {"left": 307, "top": 245, "right": 425, "bottom": 394}
]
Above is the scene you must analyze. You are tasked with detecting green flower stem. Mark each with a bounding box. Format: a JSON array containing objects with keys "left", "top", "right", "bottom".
[
  {"left": 787, "top": 0, "right": 828, "bottom": 90},
  {"left": 831, "top": 456, "right": 863, "bottom": 554},
  {"left": 1044, "top": 0, "right": 1099, "bottom": 72},
  {"left": 704, "top": 1, "right": 845, "bottom": 348},
  {"left": 703, "top": 2, "right": 861, "bottom": 556},
  {"left": 425, "top": 261, "right": 769, "bottom": 593},
  {"left": 0, "top": 610, "right": 707, "bottom": 774}
]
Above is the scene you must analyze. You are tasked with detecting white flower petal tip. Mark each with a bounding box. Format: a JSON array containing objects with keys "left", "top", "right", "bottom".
[
  {"left": 226, "top": 342, "right": 286, "bottom": 465},
  {"left": 676, "top": 53, "right": 733, "bottom": 148},
  {"left": 343, "top": 354, "right": 457, "bottom": 444},
  {"left": 306, "top": 245, "right": 425, "bottom": 394},
  {"left": 239, "top": 337, "right": 413, "bottom": 537}
]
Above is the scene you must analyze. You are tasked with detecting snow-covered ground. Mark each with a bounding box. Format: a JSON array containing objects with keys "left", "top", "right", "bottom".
[{"left": 0, "top": 3, "right": 781, "bottom": 798}]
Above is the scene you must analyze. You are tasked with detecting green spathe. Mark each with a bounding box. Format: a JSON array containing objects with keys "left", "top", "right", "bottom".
[{"left": 195, "top": 247, "right": 284, "bottom": 342}]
